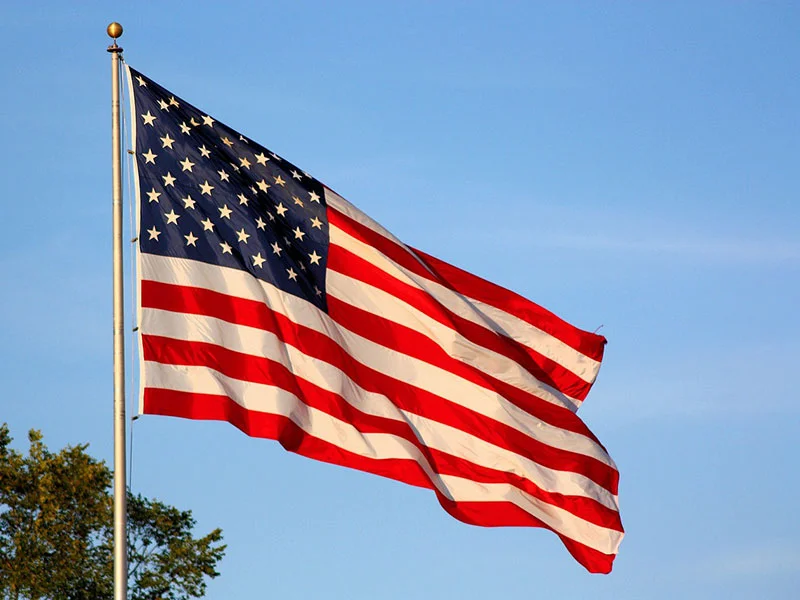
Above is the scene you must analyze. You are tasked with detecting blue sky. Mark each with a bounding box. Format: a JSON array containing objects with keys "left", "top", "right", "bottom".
[{"left": 1, "top": 1, "right": 798, "bottom": 597}]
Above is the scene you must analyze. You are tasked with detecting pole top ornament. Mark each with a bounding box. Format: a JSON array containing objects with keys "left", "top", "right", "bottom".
[{"left": 107, "top": 22, "right": 123, "bottom": 40}]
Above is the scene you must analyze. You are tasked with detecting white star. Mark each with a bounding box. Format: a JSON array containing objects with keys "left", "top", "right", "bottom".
[
  {"left": 147, "top": 226, "right": 160, "bottom": 240},
  {"left": 201, "top": 218, "right": 214, "bottom": 232},
  {"left": 286, "top": 268, "right": 298, "bottom": 281},
  {"left": 267, "top": 212, "right": 275, "bottom": 221},
  {"left": 220, "top": 241, "right": 233, "bottom": 254},
  {"left": 221, "top": 137, "right": 234, "bottom": 147},
  {"left": 293, "top": 226, "right": 306, "bottom": 241},
  {"left": 165, "top": 209, "right": 180, "bottom": 225},
  {"left": 291, "top": 170, "right": 302, "bottom": 180},
  {"left": 292, "top": 196, "right": 304, "bottom": 207},
  {"left": 142, "top": 149, "right": 157, "bottom": 164},
  {"left": 202, "top": 115, "right": 215, "bottom": 127},
  {"left": 217, "top": 169, "right": 230, "bottom": 182},
  {"left": 190, "top": 117, "right": 200, "bottom": 127},
  {"left": 308, "top": 190, "right": 320, "bottom": 203},
  {"left": 308, "top": 250, "right": 322, "bottom": 265},
  {"left": 299, "top": 262, "right": 307, "bottom": 271},
  {"left": 256, "top": 179, "right": 270, "bottom": 192},
  {"left": 239, "top": 157, "right": 251, "bottom": 169},
  {"left": 180, "top": 157, "right": 195, "bottom": 172},
  {"left": 146, "top": 188, "right": 161, "bottom": 203},
  {"left": 237, "top": 193, "right": 249, "bottom": 206},
  {"left": 270, "top": 152, "right": 281, "bottom": 160},
  {"left": 236, "top": 228, "right": 250, "bottom": 243},
  {"left": 314, "top": 286, "right": 322, "bottom": 296},
  {"left": 184, "top": 232, "right": 198, "bottom": 246},
  {"left": 182, "top": 195, "right": 196, "bottom": 209},
  {"left": 199, "top": 180, "right": 214, "bottom": 196},
  {"left": 273, "top": 175, "right": 286, "bottom": 187},
  {"left": 310, "top": 216, "right": 323, "bottom": 229},
  {"left": 255, "top": 217, "right": 267, "bottom": 230},
  {"left": 160, "top": 134, "right": 175, "bottom": 149},
  {"left": 218, "top": 204, "right": 233, "bottom": 219},
  {"left": 179, "top": 122, "right": 191, "bottom": 135},
  {"left": 198, "top": 145, "right": 211, "bottom": 158},
  {"left": 162, "top": 172, "right": 176, "bottom": 187},
  {"left": 158, "top": 99, "right": 170, "bottom": 111},
  {"left": 230, "top": 162, "right": 240, "bottom": 172},
  {"left": 136, "top": 75, "right": 147, "bottom": 87},
  {"left": 239, "top": 135, "right": 248, "bottom": 142},
  {"left": 169, "top": 96, "right": 180, "bottom": 107},
  {"left": 141, "top": 111, "right": 156, "bottom": 126},
  {"left": 275, "top": 203, "right": 288, "bottom": 217},
  {"left": 271, "top": 242, "right": 282, "bottom": 256},
  {"left": 254, "top": 152, "right": 269, "bottom": 165},
  {"left": 252, "top": 253, "right": 266, "bottom": 268}
]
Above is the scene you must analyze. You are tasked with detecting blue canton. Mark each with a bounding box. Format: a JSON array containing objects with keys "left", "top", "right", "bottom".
[{"left": 130, "top": 67, "right": 328, "bottom": 311}]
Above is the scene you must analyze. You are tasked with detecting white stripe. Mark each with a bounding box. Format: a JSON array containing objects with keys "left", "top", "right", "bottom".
[
  {"left": 325, "top": 189, "right": 601, "bottom": 386},
  {"left": 145, "top": 361, "right": 623, "bottom": 556},
  {"left": 142, "top": 307, "right": 619, "bottom": 508},
  {"left": 326, "top": 266, "right": 581, "bottom": 412},
  {"left": 140, "top": 253, "right": 615, "bottom": 472}
]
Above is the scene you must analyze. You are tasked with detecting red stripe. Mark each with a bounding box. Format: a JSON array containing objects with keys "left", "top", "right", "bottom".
[
  {"left": 435, "top": 496, "right": 616, "bottom": 574},
  {"left": 143, "top": 387, "right": 617, "bottom": 573},
  {"left": 141, "top": 279, "right": 618, "bottom": 495},
  {"left": 328, "top": 206, "right": 606, "bottom": 363},
  {"left": 328, "top": 243, "right": 593, "bottom": 401}
]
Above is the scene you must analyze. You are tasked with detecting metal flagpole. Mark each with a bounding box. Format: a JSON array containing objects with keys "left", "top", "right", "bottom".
[{"left": 107, "top": 22, "right": 128, "bottom": 600}]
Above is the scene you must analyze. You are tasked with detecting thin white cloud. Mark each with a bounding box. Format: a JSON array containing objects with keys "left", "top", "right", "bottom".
[
  {"left": 696, "top": 542, "right": 800, "bottom": 579},
  {"left": 523, "top": 233, "right": 800, "bottom": 264},
  {"left": 434, "top": 224, "right": 800, "bottom": 265}
]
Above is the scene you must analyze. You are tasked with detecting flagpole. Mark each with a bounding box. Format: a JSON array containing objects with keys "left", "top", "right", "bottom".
[{"left": 107, "top": 22, "right": 128, "bottom": 600}]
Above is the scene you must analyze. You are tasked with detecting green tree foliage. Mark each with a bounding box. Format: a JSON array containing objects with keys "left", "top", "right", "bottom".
[{"left": 0, "top": 424, "right": 225, "bottom": 600}]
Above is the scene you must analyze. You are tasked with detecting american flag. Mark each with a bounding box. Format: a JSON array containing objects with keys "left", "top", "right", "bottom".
[{"left": 128, "top": 66, "right": 623, "bottom": 573}]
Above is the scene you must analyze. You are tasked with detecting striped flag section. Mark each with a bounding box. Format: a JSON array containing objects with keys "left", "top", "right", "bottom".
[{"left": 131, "top": 68, "right": 623, "bottom": 573}]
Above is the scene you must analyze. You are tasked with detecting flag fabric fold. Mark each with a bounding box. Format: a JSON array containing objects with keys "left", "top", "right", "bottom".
[{"left": 127, "top": 65, "right": 623, "bottom": 573}]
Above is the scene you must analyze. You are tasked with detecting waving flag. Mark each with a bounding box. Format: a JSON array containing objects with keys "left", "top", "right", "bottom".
[{"left": 127, "top": 66, "right": 623, "bottom": 573}]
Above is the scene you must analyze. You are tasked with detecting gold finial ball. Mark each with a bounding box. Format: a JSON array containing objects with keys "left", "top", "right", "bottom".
[{"left": 107, "top": 22, "right": 123, "bottom": 39}]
